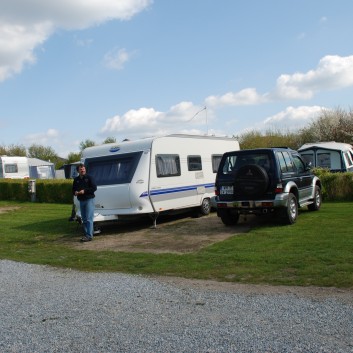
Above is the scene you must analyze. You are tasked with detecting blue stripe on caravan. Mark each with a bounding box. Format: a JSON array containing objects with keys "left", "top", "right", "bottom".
[{"left": 140, "top": 183, "right": 215, "bottom": 197}]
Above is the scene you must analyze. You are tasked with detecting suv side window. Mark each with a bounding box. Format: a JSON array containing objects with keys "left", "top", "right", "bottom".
[
  {"left": 282, "top": 152, "right": 294, "bottom": 172},
  {"left": 276, "top": 152, "right": 288, "bottom": 173},
  {"left": 292, "top": 155, "right": 306, "bottom": 174}
]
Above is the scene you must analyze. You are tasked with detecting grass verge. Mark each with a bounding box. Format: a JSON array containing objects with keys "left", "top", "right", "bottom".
[{"left": 0, "top": 201, "right": 352, "bottom": 288}]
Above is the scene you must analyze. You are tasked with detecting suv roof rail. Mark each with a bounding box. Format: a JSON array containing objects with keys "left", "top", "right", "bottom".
[{"left": 270, "top": 146, "right": 291, "bottom": 149}]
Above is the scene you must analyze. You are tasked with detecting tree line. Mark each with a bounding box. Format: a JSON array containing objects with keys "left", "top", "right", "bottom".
[
  {"left": 1, "top": 107, "right": 353, "bottom": 169},
  {"left": 237, "top": 107, "right": 353, "bottom": 150},
  {"left": 0, "top": 137, "right": 117, "bottom": 169}
]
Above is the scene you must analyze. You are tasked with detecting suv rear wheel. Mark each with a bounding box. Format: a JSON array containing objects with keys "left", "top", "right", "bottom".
[
  {"left": 218, "top": 209, "right": 240, "bottom": 226},
  {"left": 281, "top": 193, "right": 298, "bottom": 224}
]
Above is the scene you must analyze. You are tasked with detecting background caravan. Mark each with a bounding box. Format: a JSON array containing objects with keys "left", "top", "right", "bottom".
[
  {"left": 74, "top": 134, "right": 240, "bottom": 228},
  {"left": 298, "top": 141, "right": 353, "bottom": 172},
  {"left": 0, "top": 156, "right": 55, "bottom": 179}
]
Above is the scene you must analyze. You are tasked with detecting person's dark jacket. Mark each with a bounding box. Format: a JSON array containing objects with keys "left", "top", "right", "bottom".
[{"left": 72, "top": 174, "right": 97, "bottom": 201}]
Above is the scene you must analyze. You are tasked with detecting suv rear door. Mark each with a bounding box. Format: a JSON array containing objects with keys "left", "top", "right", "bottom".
[
  {"left": 291, "top": 153, "right": 313, "bottom": 202},
  {"left": 276, "top": 151, "right": 313, "bottom": 203}
]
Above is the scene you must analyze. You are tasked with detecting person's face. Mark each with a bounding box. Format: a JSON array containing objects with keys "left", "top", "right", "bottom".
[{"left": 78, "top": 166, "right": 86, "bottom": 176}]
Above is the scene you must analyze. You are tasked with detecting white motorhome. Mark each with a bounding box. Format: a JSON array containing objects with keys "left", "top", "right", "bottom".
[
  {"left": 75, "top": 134, "right": 239, "bottom": 227},
  {"left": 298, "top": 142, "right": 353, "bottom": 172},
  {"left": 0, "top": 156, "right": 55, "bottom": 179}
]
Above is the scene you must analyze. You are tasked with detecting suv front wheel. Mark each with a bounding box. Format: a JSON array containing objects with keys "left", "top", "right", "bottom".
[
  {"left": 281, "top": 193, "right": 298, "bottom": 225},
  {"left": 308, "top": 186, "right": 322, "bottom": 211}
]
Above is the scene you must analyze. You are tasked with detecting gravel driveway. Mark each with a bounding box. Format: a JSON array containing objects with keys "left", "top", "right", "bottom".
[{"left": 1, "top": 260, "right": 352, "bottom": 353}]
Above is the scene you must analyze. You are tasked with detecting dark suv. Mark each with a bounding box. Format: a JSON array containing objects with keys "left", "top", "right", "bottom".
[{"left": 215, "top": 147, "right": 322, "bottom": 225}]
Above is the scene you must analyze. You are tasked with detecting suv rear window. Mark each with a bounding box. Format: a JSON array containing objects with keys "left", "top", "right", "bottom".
[{"left": 220, "top": 153, "right": 271, "bottom": 175}]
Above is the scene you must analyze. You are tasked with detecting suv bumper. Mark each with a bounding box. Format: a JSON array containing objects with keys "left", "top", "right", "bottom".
[{"left": 216, "top": 193, "right": 290, "bottom": 213}]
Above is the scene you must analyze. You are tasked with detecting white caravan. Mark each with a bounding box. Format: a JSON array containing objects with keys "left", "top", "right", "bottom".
[
  {"left": 298, "top": 141, "right": 353, "bottom": 172},
  {"left": 75, "top": 134, "right": 239, "bottom": 227},
  {"left": 0, "top": 156, "right": 55, "bottom": 179}
]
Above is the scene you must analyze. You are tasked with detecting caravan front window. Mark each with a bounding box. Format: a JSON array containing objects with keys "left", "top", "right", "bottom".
[
  {"left": 156, "top": 154, "right": 181, "bottom": 177},
  {"left": 85, "top": 152, "right": 142, "bottom": 185}
]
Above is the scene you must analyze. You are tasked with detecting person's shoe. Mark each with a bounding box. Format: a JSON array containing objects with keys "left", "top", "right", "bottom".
[{"left": 80, "top": 236, "right": 92, "bottom": 242}]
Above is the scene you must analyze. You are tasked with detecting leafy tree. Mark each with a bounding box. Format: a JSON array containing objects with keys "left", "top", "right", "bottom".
[
  {"left": 67, "top": 152, "right": 81, "bottom": 164},
  {"left": 0, "top": 144, "right": 27, "bottom": 156},
  {"left": 237, "top": 129, "right": 300, "bottom": 150},
  {"left": 103, "top": 137, "right": 116, "bottom": 144},
  {"left": 299, "top": 107, "right": 353, "bottom": 144},
  {"left": 79, "top": 139, "right": 96, "bottom": 152},
  {"left": 27, "top": 144, "right": 58, "bottom": 162}
]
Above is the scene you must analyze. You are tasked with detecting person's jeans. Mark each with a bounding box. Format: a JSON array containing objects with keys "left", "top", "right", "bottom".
[{"left": 80, "top": 198, "right": 95, "bottom": 238}]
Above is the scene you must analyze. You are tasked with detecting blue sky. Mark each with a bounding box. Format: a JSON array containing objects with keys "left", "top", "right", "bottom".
[{"left": 1, "top": 0, "right": 353, "bottom": 158}]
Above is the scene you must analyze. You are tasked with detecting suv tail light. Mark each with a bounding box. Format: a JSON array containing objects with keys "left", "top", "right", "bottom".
[{"left": 275, "top": 183, "right": 283, "bottom": 193}]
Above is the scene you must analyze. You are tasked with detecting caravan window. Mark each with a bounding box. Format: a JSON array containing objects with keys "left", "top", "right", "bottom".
[
  {"left": 344, "top": 151, "right": 353, "bottom": 167},
  {"left": 85, "top": 152, "right": 142, "bottom": 185},
  {"left": 212, "top": 155, "right": 223, "bottom": 173},
  {"left": 187, "top": 155, "right": 202, "bottom": 171},
  {"left": 301, "top": 153, "right": 314, "bottom": 166},
  {"left": 156, "top": 154, "right": 181, "bottom": 177},
  {"left": 5, "top": 164, "right": 18, "bottom": 174},
  {"left": 317, "top": 153, "right": 331, "bottom": 169}
]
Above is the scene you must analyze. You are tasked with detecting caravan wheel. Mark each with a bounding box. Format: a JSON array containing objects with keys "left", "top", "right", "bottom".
[{"left": 199, "top": 198, "right": 211, "bottom": 216}]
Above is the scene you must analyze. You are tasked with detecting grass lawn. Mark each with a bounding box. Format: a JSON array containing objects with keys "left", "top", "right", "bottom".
[{"left": 0, "top": 200, "right": 352, "bottom": 288}]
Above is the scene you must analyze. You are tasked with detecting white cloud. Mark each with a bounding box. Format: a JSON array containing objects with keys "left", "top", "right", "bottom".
[
  {"left": 23, "top": 128, "right": 60, "bottom": 145},
  {"left": 0, "top": 0, "right": 152, "bottom": 81},
  {"left": 100, "top": 102, "right": 209, "bottom": 138},
  {"left": 22, "top": 128, "right": 80, "bottom": 157},
  {"left": 203, "top": 55, "right": 353, "bottom": 108},
  {"left": 205, "top": 88, "right": 266, "bottom": 107},
  {"left": 263, "top": 105, "right": 324, "bottom": 129},
  {"left": 271, "top": 55, "right": 353, "bottom": 100},
  {"left": 0, "top": 22, "right": 52, "bottom": 81},
  {"left": 103, "top": 48, "right": 135, "bottom": 70}
]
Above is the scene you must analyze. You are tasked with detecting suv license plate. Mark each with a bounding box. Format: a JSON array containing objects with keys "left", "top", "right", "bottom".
[{"left": 220, "top": 186, "right": 234, "bottom": 195}]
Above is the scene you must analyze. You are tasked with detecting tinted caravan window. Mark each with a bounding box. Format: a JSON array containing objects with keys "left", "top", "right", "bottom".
[
  {"left": 187, "top": 155, "right": 202, "bottom": 171},
  {"left": 85, "top": 152, "right": 143, "bottom": 185}
]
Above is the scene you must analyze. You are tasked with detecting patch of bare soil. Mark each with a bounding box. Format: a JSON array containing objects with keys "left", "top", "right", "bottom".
[
  {"left": 0, "top": 206, "right": 20, "bottom": 214},
  {"left": 68, "top": 212, "right": 255, "bottom": 254},
  {"left": 153, "top": 276, "right": 353, "bottom": 303}
]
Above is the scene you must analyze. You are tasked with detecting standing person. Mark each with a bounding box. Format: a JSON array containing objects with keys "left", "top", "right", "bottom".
[{"left": 72, "top": 163, "right": 97, "bottom": 242}]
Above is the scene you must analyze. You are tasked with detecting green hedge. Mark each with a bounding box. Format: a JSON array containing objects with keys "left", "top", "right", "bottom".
[
  {"left": 0, "top": 179, "right": 73, "bottom": 203},
  {"left": 313, "top": 169, "right": 353, "bottom": 201},
  {"left": 1, "top": 171, "right": 353, "bottom": 203}
]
